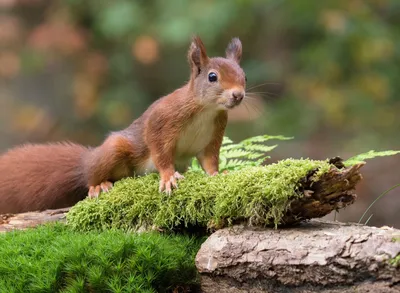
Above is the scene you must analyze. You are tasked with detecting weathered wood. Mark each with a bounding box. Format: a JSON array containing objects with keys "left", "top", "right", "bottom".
[
  {"left": 208, "top": 160, "right": 364, "bottom": 230},
  {"left": 196, "top": 220, "right": 400, "bottom": 292},
  {"left": 278, "top": 160, "right": 363, "bottom": 226},
  {"left": 0, "top": 208, "right": 69, "bottom": 233}
]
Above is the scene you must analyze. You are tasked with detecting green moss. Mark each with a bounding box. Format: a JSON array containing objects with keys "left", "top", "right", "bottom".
[
  {"left": 389, "top": 237, "right": 400, "bottom": 267},
  {"left": 390, "top": 255, "right": 400, "bottom": 267},
  {"left": 67, "top": 158, "right": 331, "bottom": 232},
  {"left": 0, "top": 223, "right": 201, "bottom": 293}
]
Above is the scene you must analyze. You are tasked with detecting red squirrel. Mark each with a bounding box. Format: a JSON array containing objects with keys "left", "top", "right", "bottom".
[{"left": 0, "top": 36, "right": 246, "bottom": 214}]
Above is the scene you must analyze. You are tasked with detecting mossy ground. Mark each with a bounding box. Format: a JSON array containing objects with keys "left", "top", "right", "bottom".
[
  {"left": 390, "top": 237, "right": 400, "bottom": 267},
  {"left": 390, "top": 255, "right": 400, "bottom": 267},
  {"left": 0, "top": 223, "right": 201, "bottom": 293},
  {"left": 67, "top": 159, "right": 331, "bottom": 232}
]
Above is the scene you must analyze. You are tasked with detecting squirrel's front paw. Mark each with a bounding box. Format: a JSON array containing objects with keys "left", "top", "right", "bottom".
[
  {"left": 88, "top": 181, "right": 113, "bottom": 198},
  {"left": 159, "top": 171, "right": 185, "bottom": 195}
]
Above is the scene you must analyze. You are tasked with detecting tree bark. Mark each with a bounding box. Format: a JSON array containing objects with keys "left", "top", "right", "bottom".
[
  {"left": 196, "top": 220, "right": 400, "bottom": 292},
  {"left": 0, "top": 208, "right": 69, "bottom": 233},
  {"left": 278, "top": 160, "right": 363, "bottom": 226}
]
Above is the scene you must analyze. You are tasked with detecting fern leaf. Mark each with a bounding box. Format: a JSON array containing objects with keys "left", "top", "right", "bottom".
[
  {"left": 243, "top": 144, "right": 278, "bottom": 153},
  {"left": 189, "top": 158, "right": 202, "bottom": 171},
  {"left": 254, "top": 158, "right": 268, "bottom": 165},
  {"left": 219, "top": 156, "right": 228, "bottom": 170},
  {"left": 222, "top": 136, "right": 234, "bottom": 145},
  {"left": 240, "top": 135, "right": 293, "bottom": 145},
  {"left": 220, "top": 143, "right": 242, "bottom": 151},
  {"left": 222, "top": 159, "right": 249, "bottom": 170},
  {"left": 247, "top": 153, "right": 269, "bottom": 160},
  {"left": 222, "top": 149, "right": 252, "bottom": 159},
  {"left": 344, "top": 150, "right": 400, "bottom": 166},
  {"left": 192, "top": 135, "right": 290, "bottom": 172}
]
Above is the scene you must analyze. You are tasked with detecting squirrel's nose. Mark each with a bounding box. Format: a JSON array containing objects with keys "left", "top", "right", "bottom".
[{"left": 232, "top": 91, "right": 244, "bottom": 103}]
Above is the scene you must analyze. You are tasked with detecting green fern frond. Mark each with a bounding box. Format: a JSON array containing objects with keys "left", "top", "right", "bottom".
[
  {"left": 220, "top": 143, "right": 242, "bottom": 151},
  {"left": 254, "top": 158, "right": 268, "bottom": 165},
  {"left": 240, "top": 135, "right": 293, "bottom": 145},
  {"left": 189, "top": 135, "right": 292, "bottom": 172},
  {"left": 222, "top": 159, "right": 250, "bottom": 170},
  {"left": 222, "top": 136, "right": 234, "bottom": 145},
  {"left": 243, "top": 144, "right": 278, "bottom": 153},
  {"left": 222, "top": 149, "right": 252, "bottom": 159},
  {"left": 189, "top": 159, "right": 200, "bottom": 171},
  {"left": 344, "top": 150, "right": 400, "bottom": 166},
  {"left": 247, "top": 153, "right": 268, "bottom": 160}
]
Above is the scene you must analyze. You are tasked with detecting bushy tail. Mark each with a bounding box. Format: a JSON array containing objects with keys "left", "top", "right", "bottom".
[{"left": 0, "top": 142, "right": 89, "bottom": 213}]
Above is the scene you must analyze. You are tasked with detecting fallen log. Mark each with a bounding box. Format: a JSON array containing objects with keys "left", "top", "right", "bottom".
[
  {"left": 1, "top": 159, "right": 363, "bottom": 234},
  {"left": 279, "top": 158, "right": 363, "bottom": 226},
  {"left": 196, "top": 220, "right": 400, "bottom": 293},
  {"left": 0, "top": 208, "right": 69, "bottom": 233},
  {"left": 66, "top": 158, "right": 364, "bottom": 232}
]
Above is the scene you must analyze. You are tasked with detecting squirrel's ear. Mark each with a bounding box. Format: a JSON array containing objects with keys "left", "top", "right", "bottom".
[
  {"left": 225, "top": 37, "right": 242, "bottom": 64},
  {"left": 188, "top": 36, "right": 209, "bottom": 75}
]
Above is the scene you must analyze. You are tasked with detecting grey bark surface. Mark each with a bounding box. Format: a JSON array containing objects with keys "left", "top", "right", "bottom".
[
  {"left": 196, "top": 220, "right": 400, "bottom": 292},
  {"left": 0, "top": 208, "right": 69, "bottom": 233}
]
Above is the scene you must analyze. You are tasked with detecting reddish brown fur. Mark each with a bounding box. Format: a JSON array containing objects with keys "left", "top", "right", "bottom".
[
  {"left": 84, "top": 135, "right": 135, "bottom": 185},
  {"left": 216, "top": 60, "right": 246, "bottom": 90},
  {"left": 197, "top": 111, "right": 228, "bottom": 175},
  {"left": 0, "top": 36, "right": 246, "bottom": 213},
  {"left": 0, "top": 143, "right": 89, "bottom": 213}
]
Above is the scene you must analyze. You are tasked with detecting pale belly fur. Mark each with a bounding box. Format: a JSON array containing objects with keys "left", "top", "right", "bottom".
[{"left": 136, "top": 108, "right": 217, "bottom": 175}]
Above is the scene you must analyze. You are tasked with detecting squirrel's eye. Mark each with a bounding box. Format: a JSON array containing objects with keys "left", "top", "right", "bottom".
[{"left": 208, "top": 72, "right": 218, "bottom": 82}]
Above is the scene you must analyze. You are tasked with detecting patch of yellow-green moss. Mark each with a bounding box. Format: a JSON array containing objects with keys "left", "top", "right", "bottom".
[
  {"left": 0, "top": 223, "right": 201, "bottom": 292},
  {"left": 66, "top": 159, "right": 332, "bottom": 232},
  {"left": 389, "top": 237, "right": 400, "bottom": 267},
  {"left": 390, "top": 255, "right": 400, "bottom": 267}
]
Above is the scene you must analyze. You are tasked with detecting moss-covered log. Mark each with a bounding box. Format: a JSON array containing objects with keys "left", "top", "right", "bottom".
[
  {"left": 0, "top": 158, "right": 364, "bottom": 233},
  {"left": 64, "top": 158, "right": 363, "bottom": 233},
  {"left": 280, "top": 158, "right": 363, "bottom": 225}
]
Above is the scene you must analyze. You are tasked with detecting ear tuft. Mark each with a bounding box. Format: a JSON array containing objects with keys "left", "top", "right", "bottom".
[
  {"left": 188, "top": 35, "right": 209, "bottom": 75},
  {"left": 226, "top": 37, "right": 242, "bottom": 64}
]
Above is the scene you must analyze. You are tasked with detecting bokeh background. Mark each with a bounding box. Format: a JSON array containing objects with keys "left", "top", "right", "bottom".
[{"left": 1, "top": 0, "right": 399, "bottom": 227}]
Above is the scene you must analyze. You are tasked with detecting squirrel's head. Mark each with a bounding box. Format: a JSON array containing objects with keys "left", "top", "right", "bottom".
[{"left": 188, "top": 36, "right": 246, "bottom": 110}]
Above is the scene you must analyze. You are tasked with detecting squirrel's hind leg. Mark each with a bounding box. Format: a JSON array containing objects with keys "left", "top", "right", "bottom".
[{"left": 85, "top": 134, "right": 135, "bottom": 198}]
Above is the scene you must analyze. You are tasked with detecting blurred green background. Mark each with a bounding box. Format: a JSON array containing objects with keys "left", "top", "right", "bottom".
[{"left": 0, "top": 0, "right": 399, "bottom": 227}]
